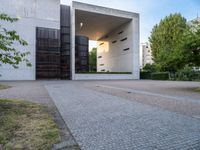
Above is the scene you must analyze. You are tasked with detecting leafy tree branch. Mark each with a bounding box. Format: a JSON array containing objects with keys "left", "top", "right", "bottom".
[{"left": 0, "top": 13, "right": 31, "bottom": 68}]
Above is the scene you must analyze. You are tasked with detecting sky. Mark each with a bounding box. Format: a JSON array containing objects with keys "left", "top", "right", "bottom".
[{"left": 61, "top": 0, "right": 200, "bottom": 45}]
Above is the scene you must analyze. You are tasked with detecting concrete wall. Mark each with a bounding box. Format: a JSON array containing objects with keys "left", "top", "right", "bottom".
[
  {"left": 97, "top": 21, "right": 133, "bottom": 72},
  {"left": 132, "top": 17, "right": 140, "bottom": 79},
  {"left": 0, "top": 0, "right": 60, "bottom": 80},
  {"left": 74, "top": 74, "right": 134, "bottom": 80}
]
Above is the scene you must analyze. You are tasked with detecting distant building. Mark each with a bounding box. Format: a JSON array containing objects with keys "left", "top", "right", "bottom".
[
  {"left": 188, "top": 17, "right": 200, "bottom": 30},
  {"left": 141, "top": 42, "right": 153, "bottom": 67},
  {"left": 196, "top": 17, "right": 200, "bottom": 22},
  {"left": 190, "top": 17, "right": 200, "bottom": 23}
]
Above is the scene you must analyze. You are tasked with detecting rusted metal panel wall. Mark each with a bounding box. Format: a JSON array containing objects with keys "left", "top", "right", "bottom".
[
  {"left": 60, "top": 5, "right": 71, "bottom": 79},
  {"left": 75, "top": 35, "right": 89, "bottom": 72},
  {"left": 36, "top": 27, "right": 60, "bottom": 79}
]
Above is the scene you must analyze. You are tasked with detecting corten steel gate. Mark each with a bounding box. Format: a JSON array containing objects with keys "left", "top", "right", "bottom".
[
  {"left": 36, "top": 5, "right": 89, "bottom": 79},
  {"left": 36, "top": 27, "right": 61, "bottom": 79},
  {"left": 60, "top": 5, "right": 71, "bottom": 79},
  {"left": 36, "top": 5, "right": 71, "bottom": 80},
  {"left": 75, "top": 35, "right": 89, "bottom": 72}
]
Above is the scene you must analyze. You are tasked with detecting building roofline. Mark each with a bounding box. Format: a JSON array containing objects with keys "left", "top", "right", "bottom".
[{"left": 72, "top": 1, "right": 139, "bottom": 19}]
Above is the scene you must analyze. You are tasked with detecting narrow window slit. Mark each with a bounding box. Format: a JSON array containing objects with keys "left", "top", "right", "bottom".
[
  {"left": 123, "top": 48, "right": 130, "bottom": 51},
  {"left": 99, "top": 42, "right": 104, "bottom": 46},
  {"left": 112, "top": 40, "right": 117, "bottom": 44},
  {"left": 121, "top": 38, "right": 127, "bottom": 42},
  {"left": 118, "top": 31, "right": 123, "bottom": 34}
]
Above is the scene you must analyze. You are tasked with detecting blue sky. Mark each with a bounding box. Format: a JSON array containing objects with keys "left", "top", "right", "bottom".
[{"left": 61, "top": 0, "right": 200, "bottom": 43}]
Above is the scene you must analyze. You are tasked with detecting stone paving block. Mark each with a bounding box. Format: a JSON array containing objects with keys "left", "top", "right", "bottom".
[{"left": 45, "top": 82, "right": 200, "bottom": 150}]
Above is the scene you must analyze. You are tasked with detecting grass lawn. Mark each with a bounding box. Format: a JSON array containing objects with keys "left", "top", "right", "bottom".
[
  {"left": 0, "top": 99, "right": 60, "bottom": 150},
  {"left": 194, "top": 87, "right": 200, "bottom": 93},
  {"left": 77, "top": 71, "right": 132, "bottom": 74},
  {"left": 0, "top": 84, "right": 11, "bottom": 90}
]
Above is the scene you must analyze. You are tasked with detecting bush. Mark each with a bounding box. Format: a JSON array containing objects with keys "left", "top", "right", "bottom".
[
  {"left": 141, "top": 65, "right": 200, "bottom": 81},
  {"left": 151, "top": 72, "right": 169, "bottom": 80},
  {"left": 142, "top": 64, "right": 156, "bottom": 72},
  {"left": 173, "top": 71, "right": 200, "bottom": 81},
  {"left": 77, "top": 71, "right": 132, "bottom": 74},
  {"left": 172, "top": 66, "right": 200, "bottom": 81},
  {"left": 140, "top": 71, "right": 152, "bottom": 79}
]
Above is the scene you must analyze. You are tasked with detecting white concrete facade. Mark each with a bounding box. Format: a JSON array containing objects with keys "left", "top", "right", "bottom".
[
  {"left": 71, "top": 1, "right": 140, "bottom": 80},
  {"left": 74, "top": 73, "right": 134, "bottom": 80},
  {"left": 0, "top": 0, "right": 60, "bottom": 80},
  {"left": 97, "top": 22, "right": 134, "bottom": 73},
  {"left": 141, "top": 42, "right": 153, "bottom": 67}
]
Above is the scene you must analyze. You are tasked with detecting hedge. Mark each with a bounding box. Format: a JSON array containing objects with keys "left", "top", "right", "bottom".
[
  {"left": 140, "top": 71, "right": 152, "bottom": 79},
  {"left": 77, "top": 71, "right": 132, "bottom": 74},
  {"left": 151, "top": 72, "right": 169, "bottom": 80},
  {"left": 171, "top": 71, "right": 200, "bottom": 81},
  {"left": 140, "top": 71, "right": 200, "bottom": 81}
]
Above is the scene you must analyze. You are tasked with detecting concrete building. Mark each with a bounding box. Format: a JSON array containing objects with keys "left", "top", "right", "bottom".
[
  {"left": 96, "top": 22, "right": 134, "bottom": 73},
  {"left": 0, "top": 0, "right": 60, "bottom": 80},
  {"left": 141, "top": 42, "right": 153, "bottom": 67},
  {"left": 0, "top": 0, "right": 140, "bottom": 80}
]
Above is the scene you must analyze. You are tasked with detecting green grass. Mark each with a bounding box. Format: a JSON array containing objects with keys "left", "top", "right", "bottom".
[
  {"left": 76, "top": 71, "right": 132, "bottom": 74},
  {"left": 194, "top": 87, "right": 200, "bottom": 93},
  {"left": 0, "top": 99, "right": 60, "bottom": 150},
  {"left": 0, "top": 84, "right": 11, "bottom": 90}
]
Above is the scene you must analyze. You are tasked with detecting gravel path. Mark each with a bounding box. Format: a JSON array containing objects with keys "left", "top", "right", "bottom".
[{"left": 44, "top": 81, "right": 200, "bottom": 150}]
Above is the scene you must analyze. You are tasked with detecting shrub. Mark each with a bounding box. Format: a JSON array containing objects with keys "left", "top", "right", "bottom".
[
  {"left": 140, "top": 71, "right": 152, "bottom": 79},
  {"left": 173, "top": 66, "right": 200, "bottom": 81},
  {"left": 151, "top": 72, "right": 169, "bottom": 80},
  {"left": 174, "top": 71, "right": 200, "bottom": 81},
  {"left": 142, "top": 64, "right": 156, "bottom": 72}
]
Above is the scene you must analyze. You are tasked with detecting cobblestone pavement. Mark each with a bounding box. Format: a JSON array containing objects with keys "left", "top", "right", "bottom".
[
  {"left": 44, "top": 80, "right": 200, "bottom": 150},
  {"left": 82, "top": 81, "right": 200, "bottom": 118}
]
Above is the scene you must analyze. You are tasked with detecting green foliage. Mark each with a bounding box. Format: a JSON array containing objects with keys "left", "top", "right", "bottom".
[
  {"left": 182, "top": 21, "right": 200, "bottom": 67},
  {"left": 151, "top": 72, "right": 169, "bottom": 80},
  {"left": 0, "top": 14, "right": 18, "bottom": 22},
  {"left": 149, "top": 13, "right": 200, "bottom": 72},
  {"left": 0, "top": 13, "right": 31, "bottom": 68},
  {"left": 89, "top": 47, "right": 97, "bottom": 72},
  {"left": 142, "top": 14, "right": 200, "bottom": 81},
  {"left": 140, "top": 71, "right": 151, "bottom": 79},
  {"left": 140, "top": 66, "right": 200, "bottom": 81},
  {"left": 142, "top": 63, "right": 156, "bottom": 72},
  {"left": 149, "top": 13, "right": 188, "bottom": 72},
  {"left": 78, "top": 71, "right": 131, "bottom": 74},
  {"left": 171, "top": 66, "right": 200, "bottom": 81}
]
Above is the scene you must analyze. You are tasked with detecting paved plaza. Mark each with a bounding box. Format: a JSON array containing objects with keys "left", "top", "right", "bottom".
[
  {"left": 0, "top": 80, "right": 200, "bottom": 150},
  {"left": 44, "top": 80, "right": 200, "bottom": 150}
]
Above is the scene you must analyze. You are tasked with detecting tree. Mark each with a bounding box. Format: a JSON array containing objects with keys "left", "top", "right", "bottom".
[
  {"left": 182, "top": 20, "right": 200, "bottom": 66},
  {"left": 89, "top": 47, "right": 97, "bottom": 72},
  {"left": 149, "top": 13, "right": 187, "bottom": 72},
  {"left": 0, "top": 13, "right": 31, "bottom": 68}
]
